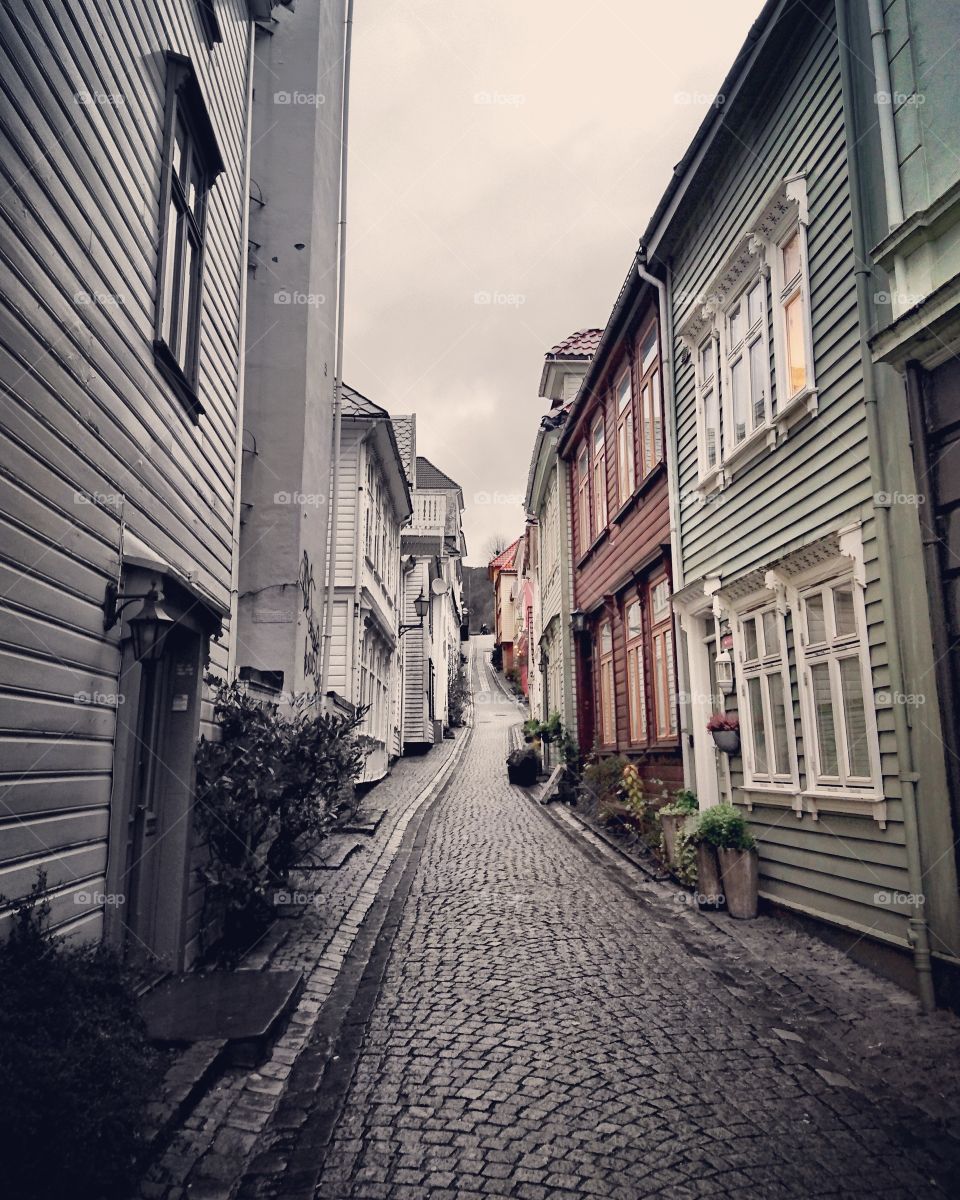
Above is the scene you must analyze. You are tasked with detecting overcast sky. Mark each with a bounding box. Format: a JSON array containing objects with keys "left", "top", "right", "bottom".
[{"left": 344, "top": 1, "right": 764, "bottom": 564}]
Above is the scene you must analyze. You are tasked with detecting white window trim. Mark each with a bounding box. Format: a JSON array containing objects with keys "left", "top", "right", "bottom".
[
  {"left": 719, "top": 267, "right": 775, "bottom": 469},
  {"left": 730, "top": 593, "right": 800, "bottom": 791},
  {"left": 679, "top": 174, "right": 817, "bottom": 492}
]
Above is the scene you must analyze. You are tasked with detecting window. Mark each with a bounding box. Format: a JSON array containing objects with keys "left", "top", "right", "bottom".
[
  {"left": 626, "top": 600, "right": 646, "bottom": 742},
  {"left": 736, "top": 605, "right": 794, "bottom": 785},
  {"left": 196, "top": 0, "right": 222, "bottom": 49},
  {"left": 591, "top": 417, "right": 607, "bottom": 536},
  {"left": 777, "top": 227, "right": 809, "bottom": 401},
  {"left": 638, "top": 325, "right": 663, "bottom": 478},
  {"left": 649, "top": 579, "right": 677, "bottom": 739},
  {"left": 798, "top": 577, "right": 878, "bottom": 791},
  {"left": 154, "top": 54, "right": 223, "bottom": 420},
  {"left": 597, "top": 621, "right": 616, "bottom": 745},
  {"left": 576, "top": 445, "right": 590, "bottom": 556},
  {"left": 723, "top": 274, "right": 770, "bottom": 449},
  {"left": 615, "top": 368, "right": 635, "bottom": 504},
  {"left": 695, "top": 335, "right": 720, "bottom": 477}
]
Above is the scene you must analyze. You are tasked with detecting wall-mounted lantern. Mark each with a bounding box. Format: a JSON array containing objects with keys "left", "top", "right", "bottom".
[
  {"left": 715, "top": 647, "right": 735, "bottom": 696},
  {"left": 103, "top": 582, "right": 178, "bottom": 663},
  {"left": 399, "top": 590, "right": 429, "bottom": 636},
  {"left": 570, "top": 609, "right": 587, "bottom": 635}
]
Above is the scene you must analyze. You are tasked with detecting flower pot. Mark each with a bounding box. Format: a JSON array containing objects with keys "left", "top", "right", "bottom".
[
  {"left": 660, "top": 812, "right": 686, "bottom": 867},
  {"left": 711, "top": 729, "right": 741, "bottom": 754},
  {"left": 718, "top": 847, "right": 758, "bottom": 919},
  {"left": 695, "top": 843, "right": 724, "bottom": 908}
]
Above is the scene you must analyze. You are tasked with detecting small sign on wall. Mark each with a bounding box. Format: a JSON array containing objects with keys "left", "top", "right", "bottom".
[{"left": 171, "top": 694, "right": 189, "bottom": 712}]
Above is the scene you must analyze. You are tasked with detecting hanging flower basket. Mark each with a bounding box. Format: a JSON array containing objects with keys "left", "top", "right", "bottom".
[{"left": 707, "top": 713, "right": 740, "bottom": 755}]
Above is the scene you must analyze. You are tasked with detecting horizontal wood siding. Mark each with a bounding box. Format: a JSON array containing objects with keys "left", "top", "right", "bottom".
[
  {"left": 0, "top": 0, "right": 250, "bottom": 937},
  {"left": 667, "top": 4, "right": 911, "bottom": 945}
]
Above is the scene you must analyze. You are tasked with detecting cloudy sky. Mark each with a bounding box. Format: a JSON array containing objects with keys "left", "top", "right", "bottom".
[{"left": 344, "top": 1, "right": 764, "bottom": 564}]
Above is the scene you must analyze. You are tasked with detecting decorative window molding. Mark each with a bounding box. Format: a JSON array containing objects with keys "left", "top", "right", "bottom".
[{"left": 679, "top": 175, "right": 816, "bottom": 489}]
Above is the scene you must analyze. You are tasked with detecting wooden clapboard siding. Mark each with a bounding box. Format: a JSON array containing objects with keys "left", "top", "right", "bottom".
[
  {"left": 0, "top": 0, "right": 251, "bottom": 937},
  {"left": 667, "top": 3, "right": 913, "bottom": 945},
  {"left": 401, "top": 560, "right": 431, "bottom": 743}
]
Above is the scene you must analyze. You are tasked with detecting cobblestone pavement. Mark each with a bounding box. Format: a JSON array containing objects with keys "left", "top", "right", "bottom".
[{"left": 270, "top": 637, "right": 960, "bottom": 1200}]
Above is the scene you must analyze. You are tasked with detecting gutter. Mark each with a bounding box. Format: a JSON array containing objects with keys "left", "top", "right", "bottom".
[
  {"left": 319, "top": 0, "right": 355, "bottom": 698},
  {"left": 867, "top": 0, "right": 904, "bottom": 230},
  {"left": 835, "top": 0, "right": 935, "bottom": 1012}
]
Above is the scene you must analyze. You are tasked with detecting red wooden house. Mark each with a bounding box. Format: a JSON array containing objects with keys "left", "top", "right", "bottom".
[{"left": 558, "top": 259, "right": 682, "bottom": 789}]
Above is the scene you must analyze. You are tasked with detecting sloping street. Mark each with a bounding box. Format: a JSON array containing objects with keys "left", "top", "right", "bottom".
[{"left": 227, "top": 638, "right": 960, "bottom": 1200}]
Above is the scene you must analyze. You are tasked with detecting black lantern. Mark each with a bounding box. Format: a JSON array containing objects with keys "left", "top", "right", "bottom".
[
  {"left": 570, "top": 609, "right": 587, "bottom": 635},
  {"left": 399, "top": 590, "right": 429, "bottom": 636},
  {"left": 128, "top": 588, "right": 178, "bottom": 662}
]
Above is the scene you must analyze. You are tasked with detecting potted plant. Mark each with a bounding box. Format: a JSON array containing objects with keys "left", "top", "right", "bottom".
[
  {"left": 707, "top": 712, "right": 740, "bottom": 754},
  {"left": 658, "top": 788, "right": 699, "bottom": 868},
  {"left": 693, "top": 803, "right": 758, "bottom": 918}
]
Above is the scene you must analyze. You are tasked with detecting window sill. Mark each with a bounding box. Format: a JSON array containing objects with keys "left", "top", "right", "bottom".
[
  {"left": 576, "top": 526, "right": 610, "bottom": 567},
  {"left": 723, "top": 423, "right": 776, "bottom": 477},
  {"left": 695, "top": 467, "right": 723, "bottom": 496},
  {"left": 738, "top": 783, "right": 887, "bottom": 826},
  {"left": 153, "top": 339, "right": 204, "bottom": 423},
  {"left": 774, "top": 385, "right": 817, "bottom": 437},
  {"left": 613, "top": 462, "right": 666, "bottom": 523}
]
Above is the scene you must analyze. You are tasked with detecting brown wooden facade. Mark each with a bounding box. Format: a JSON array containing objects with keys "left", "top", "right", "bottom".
[{"left": 558, "top": 270, "right": 681, "bottom": 788}]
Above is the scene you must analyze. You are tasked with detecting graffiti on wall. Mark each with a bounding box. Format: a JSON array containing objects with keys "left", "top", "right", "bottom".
[{"left": 298, "top": 550, "right": 323, "bottom": 688}]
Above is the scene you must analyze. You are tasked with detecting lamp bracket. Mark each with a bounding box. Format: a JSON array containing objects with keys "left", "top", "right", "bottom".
[{"left": 102, "top": 581, "right": 158, "bottom": 632}]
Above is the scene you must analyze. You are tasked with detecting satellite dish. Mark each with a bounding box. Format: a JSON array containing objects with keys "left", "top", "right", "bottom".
[{"left": 431, "top": 578, "right": 450, "bottom": 596}]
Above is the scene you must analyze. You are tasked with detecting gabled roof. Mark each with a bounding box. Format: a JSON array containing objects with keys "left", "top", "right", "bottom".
[
  {"left": 489, "top": 536, "right": 521, "bottom": 574},
  {"left": 416, "top": 456, "right": 461, "bottom": 494},
  {"left": 341, "top": 382, "right": 389, "bottom": 419},
  {"left": 544, "top": 328, "right": 603, "bottom": 360}
]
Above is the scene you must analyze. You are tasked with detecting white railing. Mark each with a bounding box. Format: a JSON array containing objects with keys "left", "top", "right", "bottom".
[{"left": 408, "top": 491, "right": 447, "bottom": 533}]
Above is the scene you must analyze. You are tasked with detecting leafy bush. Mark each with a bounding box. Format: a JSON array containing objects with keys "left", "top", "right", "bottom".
[
  {"left": 692, "top": 803, "right": 756, "bottom": 850},
  {"left": 0, "top": 876, "right": 161, "bottom": 1200},
  {"left": 581, "top": 754, "right": 629, "bottom": 809},
  {"left": 195, "top": 680, "right": 367, "bottom": 958},
  {"left": 448, "top": 658, "right": 469, "bottom": 727},
  {"left": 660, "top": 788, "right": 700, "bottom": 817}
]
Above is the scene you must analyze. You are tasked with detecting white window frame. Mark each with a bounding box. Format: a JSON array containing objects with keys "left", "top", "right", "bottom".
[
  {"left": 576, "top": 444, "right": 590, "bottom": 557},
  {"left": 720, "top": 270, "right": 772, "bottom": 460},
  {"left": 615, "top": 366, "right": 636, "bottom": 505},
  {"left": 625, "top": 599, "right": 647, "bottom": 743},
  {"left": 591, "top": 416, "right": 608, "bottom": 537},
  {"left": 795, "top": 571, "right": 881, "bottom": 797},
  {"left": 769, "top": 216, "right": 817, "bottom": 418},
  {"left": 732, "top": 600, "right": 798, "bottom": 790},
  {"left": 693, "top": 331, "right": 721, "bottom": 484}
]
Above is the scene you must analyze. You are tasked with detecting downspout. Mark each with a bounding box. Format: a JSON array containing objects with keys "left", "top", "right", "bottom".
[
  {"left": 836, "top": 0, "right": 935, "bottom": 1012},
  {"left": 637, "top": 251, "right": 696, "bottom": 783},
  {"left": 319, "top": 0, "right": 355, "bottom": 698},
  {"left": 867, "top": 0, "right": 904, "bottom": 230}
]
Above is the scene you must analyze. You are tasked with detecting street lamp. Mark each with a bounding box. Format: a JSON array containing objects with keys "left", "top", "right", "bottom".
[
  {"left": 103, "top": 582, "right": 178, "bottom": 663},
  {"left": 570, "top": 609, "right": 587, "bottom": 635},
  {"left": 714, "top": 647, "right": 735, "bottom": 696},
  {"left": 399, "top": 590, "right": 429, "bottom": 636}
]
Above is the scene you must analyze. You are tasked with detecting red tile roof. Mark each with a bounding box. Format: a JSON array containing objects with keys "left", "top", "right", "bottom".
[
  {"left": 545, "top": 328, "right": 603, "bottom": 360},
  {"left": 488, "top": 536, "right": 521, "bottom": 573}
]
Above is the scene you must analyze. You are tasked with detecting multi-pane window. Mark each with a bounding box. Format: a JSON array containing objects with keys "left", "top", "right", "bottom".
[
  {"left": 155, "top": 55, "right": 221, "bottom": 415},
  {"left": 625, "top": 600, "right": 647, "bottom": 742},
  {"left": 598, "top": 621, "right": 616, "bottom": 745},
  {"left": 638, "top": 325, "right": 663, "bottom": 477},
  {"left": 799, "top": 577, "right": 876, "bottom": 789},
  {"left": 615, "top": 368, "right": 635, "bottom": 504},
  {"left": 737, "top": 606, "right": 794, "bottom": 784},
  {"left": 778, "top": 227, "right": 809, "bottom": 400},
  {"left": 592, "top": 418, "right": 607, "bottom": 536},
  {"left": 696, "top": 335, "right": 720, "bottom": 475},
  {"left": 649, "top": 578, "right": 677, "bottom": 739},
  {"left": 577, "top": 445, "right": 590, "bottom": 556},
  {"left": 724, "top": 275, "right": 770, "bottom": 447}
]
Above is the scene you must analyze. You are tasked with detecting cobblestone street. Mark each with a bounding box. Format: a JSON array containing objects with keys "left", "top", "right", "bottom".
[{"left": 227, "top": 638, "right": 960, "bottom": 1200}]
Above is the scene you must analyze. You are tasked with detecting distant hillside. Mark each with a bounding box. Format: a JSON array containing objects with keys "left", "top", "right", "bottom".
[{"left": 463, "top": 565, "right": 495, "bottom": 633}]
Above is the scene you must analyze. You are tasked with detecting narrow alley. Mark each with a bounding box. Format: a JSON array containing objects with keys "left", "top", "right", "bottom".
[{"left": 227, "top": 639, "right": 960, "bottom": 1200}]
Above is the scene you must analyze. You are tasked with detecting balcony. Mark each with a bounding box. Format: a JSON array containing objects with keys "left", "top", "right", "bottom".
[{"left": 402, "top": 491, "right": 447, "bottom": 554}]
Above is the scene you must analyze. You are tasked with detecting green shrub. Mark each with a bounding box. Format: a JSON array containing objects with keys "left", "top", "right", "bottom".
[
  {"left": 581, "top": 754, "right": 629, "bottom": 808},
  {"left": 0, "top": 876, "right": 161, "bottom": 1200},
  {"left": 660, "top": 788, "right": 700, "bottom": 817},
  {"left": 448, "top": 659, "right": 469, "bottom": 727},
  {"left": 692, "top": 803, "right": 756, "bottom": 850}
]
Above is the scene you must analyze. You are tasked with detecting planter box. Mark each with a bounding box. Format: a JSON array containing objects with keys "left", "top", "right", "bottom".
[
  {"left": 718, "top": 847, "right": 759, "bottom": 919},
  {"left": 710, "top": 729, "right": 741, "bottom": 754},
  {"left": 695, "top": 843, "right": 725, "bottom": 908}
]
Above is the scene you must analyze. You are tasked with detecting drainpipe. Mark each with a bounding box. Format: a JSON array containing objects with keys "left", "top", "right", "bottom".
[
  {"left": 836, "top": 0, "right": 935, "bottom": 1012},
  {"left": 867, "top": 0, "right": 904, "bottom": 230},
  {"left": 319, "top": 0, "right": 355, "bottom": 699},
  {"left": 637, "top": 250, "right": 696, "bottom": 784}
]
